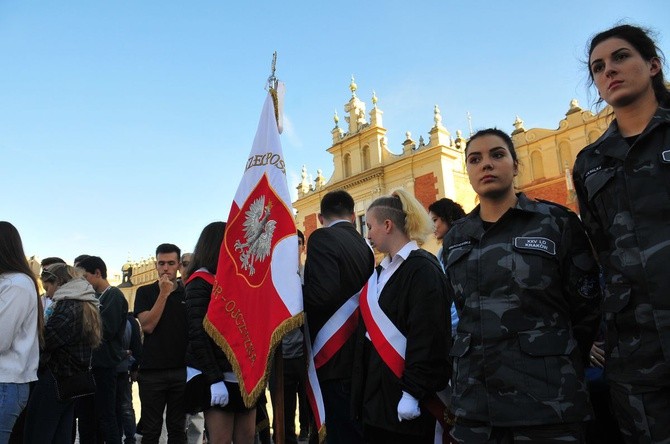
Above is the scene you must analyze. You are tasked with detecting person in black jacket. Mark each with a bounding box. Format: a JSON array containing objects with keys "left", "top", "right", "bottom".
[
  {"left": 77, "top": 255, "right": 129, "bottom": 444},
  {"left": 356, "top": 189, "right": 451, "bottom": 444},
  {"left": 573, "top": 24, "right": 670, "bottom": 443},
  {"left": 185, "top": 221, "right": 256, "bottom": 444},
  {"left": 302, "top": 190, "right": 375, "bottom": 444}
]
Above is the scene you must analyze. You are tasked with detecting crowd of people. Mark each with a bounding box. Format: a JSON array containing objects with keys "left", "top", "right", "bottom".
[{"left": 1, "top": 22, "right": 669, "bottom": 444}]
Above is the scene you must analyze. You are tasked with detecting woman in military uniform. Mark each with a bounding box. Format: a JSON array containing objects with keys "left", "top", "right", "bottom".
[
  {"left": 443, "top": 128, "right": 601, "bottom": 443},
  {"left": 573, "top": 24, "right": 670, "bottom": 443}
]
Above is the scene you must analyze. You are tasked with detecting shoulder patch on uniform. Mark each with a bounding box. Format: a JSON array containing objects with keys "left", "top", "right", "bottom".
[
  {"left": 448, "top": 240, "right": 471, "bottom": 251},
  {"left": 513, "top": 237, "right": 556, "bottom": 255},
  {"left": 661, "top": 149, "right": 670, "bottom": 163},
  {"left": 583, "top": 165, "right": 602, "bottom": 180}
]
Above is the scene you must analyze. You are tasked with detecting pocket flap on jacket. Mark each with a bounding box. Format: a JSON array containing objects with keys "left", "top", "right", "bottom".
[
  {"left": 445, "top": 242, "right": 473, "bottom": 268},
  {"left": 518, "top": 329, "right": 575, "bottom": 356},
  {"left": 602, "top": 284, "right": 631, "bottom": 313},
  {"left": 584, "top": 167, "right": 615, "bottom": 201},
  {"left": 449, "top": 333, "right": 471, "bottom": 357}
]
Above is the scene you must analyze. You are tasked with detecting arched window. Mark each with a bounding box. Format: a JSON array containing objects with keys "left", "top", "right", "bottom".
[
  {"left": 531, "top": 150, "right": 545, "bottom": 180},
  {"left": 344, "top": 153, "right": 352, "bottom": 177},
  {"left": 361, "top": 146, "right": 370, "bottom": 171}
]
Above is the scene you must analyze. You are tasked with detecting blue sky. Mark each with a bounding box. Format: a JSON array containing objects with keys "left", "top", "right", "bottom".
[{"left": 2, "top": 1, "right": 668, "bottom": 276}]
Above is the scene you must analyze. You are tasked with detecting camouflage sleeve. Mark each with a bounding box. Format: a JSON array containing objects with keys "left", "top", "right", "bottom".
[{"left": 561, "top": 211, "right": 602, "bottom": 365}]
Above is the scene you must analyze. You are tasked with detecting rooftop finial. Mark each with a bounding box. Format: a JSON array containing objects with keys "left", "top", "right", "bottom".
[
  {"left": 266, "top": 51, "right": 278, "bottom": 91},
  {"left": 334, "top": 110, "right": 339, "bottom": 127},
  {"left": 349, "top": 75, "right": 357, "bottom": 97},
  {"left": 372, "top": 90, "right": 378, "bottom": 107},
  {"left": 434, "top": 104, "right": 442, "bottom": 126}
]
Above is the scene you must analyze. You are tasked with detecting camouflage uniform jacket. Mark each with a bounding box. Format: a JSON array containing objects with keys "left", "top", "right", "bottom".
[
  {"left": 442, "top": 193, "right": 601, "bottom": 426},
  {"left": 573, "top": 106, "right": 670, "bottom": 390}
]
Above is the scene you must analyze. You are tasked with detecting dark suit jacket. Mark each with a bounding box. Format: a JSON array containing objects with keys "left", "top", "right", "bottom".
[{"left": 303, "top": 221, "right": 375, "bottom": 382}]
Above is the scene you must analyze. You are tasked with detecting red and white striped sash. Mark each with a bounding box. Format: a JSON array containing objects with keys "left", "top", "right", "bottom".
[
  {"left": 304, "top": 317, "right": 326, "bottom": 441},
  {"left": 359, "top": 270, "right": 453, "bottom": 444},
  {"left": 312, "top": 292, "right": 361, "bottom": 369},
  {"left": 358, "top": 271, "right": 406, "bottom": 378}
]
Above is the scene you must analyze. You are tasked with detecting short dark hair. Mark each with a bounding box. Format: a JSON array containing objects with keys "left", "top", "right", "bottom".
[
  {"left": 428, "top": 198, "right": 466, "bottom": 225},
  {"left": 297, "top": 229, "right": 305, "bottom": 244},
  {"left": 77, "top": 256, "right": 108, "bottom": 279},
  {"left": 41, "top": 257, "right": 66, "bottom": 268},
  {"left": 587, "top": 24, "right": 669, "bottom": 107},
  {"left": 73, "top": 254, "right": 91, "bottom": 267},
  {"left": 320, "top": 190, "right": 355, "bottom": 219},
  {"left": 465, "top": 128, "right": 517, "bottom": 164},
  {"left": 156, "top": 243, "right": 181, "bottom": 260}
]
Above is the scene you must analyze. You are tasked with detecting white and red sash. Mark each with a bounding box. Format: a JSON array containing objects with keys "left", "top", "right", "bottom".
[
  {"left": 359, "top": 270, "right": 453, "bottom": 444},
  {"left": 359, "top": 271, "right": 406, "bottom": 378},
  {"left": 304, "top": 317, "right": 326, "bottom": 442},
  {"left": 311, "top": 292, "right": 361, "bottom": 369},
  {"left": 185, "top": 268, "right": 215, "bottom": 286}
]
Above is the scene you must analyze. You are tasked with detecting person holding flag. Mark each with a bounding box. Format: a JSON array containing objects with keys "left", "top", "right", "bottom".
[
  {"left": 185, "top": 221, "right": 257, "bottom": 444},
  {"left": 302, "top": 190, "right": 375, "bottom": 443},
  {"left": 203, "top": 62, "right": 304, "bottom": 439},
  {"left": 355, "top": 189, "right": 451, "bottom": 444}
]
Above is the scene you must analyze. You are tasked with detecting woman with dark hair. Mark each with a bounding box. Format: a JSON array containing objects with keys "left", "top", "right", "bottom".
[
  {"left": 185, "top": 221, "right": 256, "bottom": 444},
  {"left": 0, "top": 222, "right": 42, "bottom": 444},
  {"left": 573, "top": 23, "right": 670, "bottom": 443},
  {"left": 23, "top": 263, "right": 102, "bottom": 444},
  {"left": 428, "top": 198, "right": 466, "bottom": 336},
  {"left": 443, "top": 128, "right": 601, "bottom": 442},
  {"left": 356, "top": 189, "right": 450, "bottom": 444}
]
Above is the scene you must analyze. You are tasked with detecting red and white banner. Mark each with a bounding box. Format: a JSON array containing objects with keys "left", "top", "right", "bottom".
[{"left": 205, "top": 85, "right": 303, "bottom": 407}]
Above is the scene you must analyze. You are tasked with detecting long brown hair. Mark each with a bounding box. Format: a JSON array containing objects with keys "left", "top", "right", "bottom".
[
  {"left": 41, "top": 263, "right": 102, "bottom": 348},
  {"left": 0, "top": 221, "right": 44, "bottom": 346}
]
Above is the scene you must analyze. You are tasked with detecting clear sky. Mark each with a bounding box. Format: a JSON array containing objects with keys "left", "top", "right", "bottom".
[{"left": 2, "top": 1, "right": 668, "bottom": 277}]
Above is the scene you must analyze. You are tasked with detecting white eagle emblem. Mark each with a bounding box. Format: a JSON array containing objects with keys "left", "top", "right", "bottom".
[{"left": 234, "top": 196, "right": 277, "bottom": 276}]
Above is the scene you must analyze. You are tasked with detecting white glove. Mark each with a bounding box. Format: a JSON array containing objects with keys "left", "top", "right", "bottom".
[
  {"left": 397, "top": 391, "right": 420, "bottom": 421},
  {"left": 210, "top": 381, "right": 229, "bottom": 407}
]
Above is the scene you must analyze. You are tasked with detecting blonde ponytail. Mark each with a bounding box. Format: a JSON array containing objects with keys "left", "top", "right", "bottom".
[{"left": 392, "top": 189, "right": 433, "bottom": 244}]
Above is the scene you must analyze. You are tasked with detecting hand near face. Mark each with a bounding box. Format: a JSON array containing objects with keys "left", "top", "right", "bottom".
[{"left": 159, "top": 274, "right": 174, "bottom": 296}]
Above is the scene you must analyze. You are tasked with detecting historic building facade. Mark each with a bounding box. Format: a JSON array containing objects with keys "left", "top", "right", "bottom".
[
  {"left": 293, "top": 79, "right": 612, "bottom": 254},
  {"left": 114, "top": 79, "right": 613, "bottom": 294}
]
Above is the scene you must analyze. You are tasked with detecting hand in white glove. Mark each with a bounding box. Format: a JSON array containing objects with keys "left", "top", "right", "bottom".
[
  {"left": 210, "top": 381, "right": 229, "bottom": 407},
  {"left": 397, "top": 391, "right": 420, "bottom": 421}
]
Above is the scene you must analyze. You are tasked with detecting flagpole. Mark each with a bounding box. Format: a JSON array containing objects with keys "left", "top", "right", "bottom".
[{"left": 267, "top": 50, "right": 286, "bottom": 444}]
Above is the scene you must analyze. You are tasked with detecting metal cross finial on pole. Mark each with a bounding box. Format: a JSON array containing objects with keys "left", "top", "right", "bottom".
[{"left": 267, "top": 51, "right": 278, "bottom": 91}]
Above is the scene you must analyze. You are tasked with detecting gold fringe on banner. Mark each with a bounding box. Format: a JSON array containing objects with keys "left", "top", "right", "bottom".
[
  {"left": 204, "top": 311, "right": 304, "bottom": 408},
  {"left": 269, "top": 87, "right": 280, "bottom": 129}
]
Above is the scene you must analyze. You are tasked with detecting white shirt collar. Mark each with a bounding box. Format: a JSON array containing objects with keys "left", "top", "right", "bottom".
[
  {"left": 380, "top": 240, "right": 419, "bottom": 270},
  {"left": 327, "top": 219, "right": 351, "bottom": 227}
]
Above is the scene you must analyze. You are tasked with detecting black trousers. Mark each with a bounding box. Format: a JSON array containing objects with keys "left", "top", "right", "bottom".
[
  {"left": 321, "top": 378, "right": 363, "bottom": 444},
  {"left": 137, "top": 368, "right": 186, "bottom": 444},
  {"left": 78, "top": 366, "right": 121, "bottom": 444}
]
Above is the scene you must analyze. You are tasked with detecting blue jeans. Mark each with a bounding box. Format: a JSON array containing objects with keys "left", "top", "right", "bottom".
[
  {"left": 0, "top": 382, "right": 30, "bottom": 444},
  {"left": 116, "top": 372, "right": 137, "bottom": 444}
]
